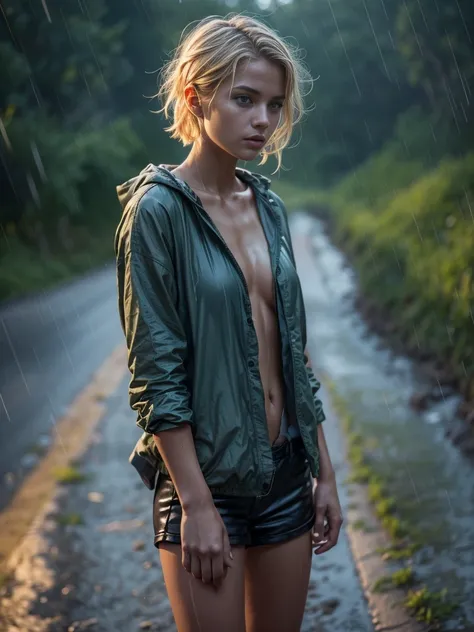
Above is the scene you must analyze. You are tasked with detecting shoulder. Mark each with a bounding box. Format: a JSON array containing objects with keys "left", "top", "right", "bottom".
[
  {"left": 130, "top": 183, "right": 187, "bottom": 251},
  {"left": 135, "top": 184, "right": 182, "bottom": 226},
  {"left": 116, "top": 183, "right": 184, "bottom": 263}
]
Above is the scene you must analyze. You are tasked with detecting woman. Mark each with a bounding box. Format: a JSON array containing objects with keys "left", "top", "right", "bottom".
[{"left": 115, "top": 14, "right": 343, "bottom": 632}]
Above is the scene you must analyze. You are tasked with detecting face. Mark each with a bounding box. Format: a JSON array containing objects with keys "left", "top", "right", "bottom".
[{"left": 195, "top": 57, "right": 286, "bottom": 161}]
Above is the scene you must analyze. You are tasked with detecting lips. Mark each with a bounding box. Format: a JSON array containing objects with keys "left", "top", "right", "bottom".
[
  {"left": 245, "top": 135, "right": 266, "bottom": 143},
  {"left": 243, "top": 135, "right": 266, "bottom": 149}
]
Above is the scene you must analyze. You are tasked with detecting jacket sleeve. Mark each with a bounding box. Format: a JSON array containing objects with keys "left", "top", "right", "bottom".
[
  {"left": 116, "top": 195, "right": 194, "bottom": 435},
  {"left": 271, "top": 191, "right": 326, "bottom": 425}
]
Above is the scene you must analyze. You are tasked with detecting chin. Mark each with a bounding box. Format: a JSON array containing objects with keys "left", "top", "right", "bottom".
[{"left": 236, "top": 148, "right": 262, "bottom": 162}]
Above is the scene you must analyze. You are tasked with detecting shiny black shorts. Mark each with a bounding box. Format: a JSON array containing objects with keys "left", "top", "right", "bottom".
[{"left": 153, "top": 437, "right": 315, "bottom": 548}]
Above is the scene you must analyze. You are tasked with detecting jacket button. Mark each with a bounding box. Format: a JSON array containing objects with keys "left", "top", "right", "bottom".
[
  {"left": 262, "top": 482, "right": 270, "bottom": 491},
  {"left": 247, "top": 316, "right": 253, "bottom": 325},
  {"left": 276, "top": 266, "right": 281, "bottom": 276},
  {"left": 248, "top": 360, "right": 255, "bottom": 368}
]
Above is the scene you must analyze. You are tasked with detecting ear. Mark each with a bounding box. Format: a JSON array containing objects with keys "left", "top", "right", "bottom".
[{"left": 184, "top": 85, "right": 203, "bottom": 119}]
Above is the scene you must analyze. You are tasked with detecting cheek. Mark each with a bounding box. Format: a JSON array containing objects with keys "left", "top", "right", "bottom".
[{"left": 206, "top": 102, "right": 244, "bottom": 139}]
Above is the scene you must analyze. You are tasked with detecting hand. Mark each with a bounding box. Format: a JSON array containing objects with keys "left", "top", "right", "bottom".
[
  {"left": 181, "top": 501, "right": 234, "bottom": 589},
  {"left": 312, "top": 476, "right": 343, "bottom": 555}
]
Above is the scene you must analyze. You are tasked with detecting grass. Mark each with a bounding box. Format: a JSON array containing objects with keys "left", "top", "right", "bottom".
[
  {"left": 327, "top": 379, "right": 459, "bottom": 627},
  {"left": 0, "top": 225, "right": 115, "bottom": 303},
  {"left": 405, "top": 588, "right": 459, "bottom": 626},
  {"left": 373, "top": 567, "right": 415, "bottom": 593},
  {"left": 352, "top": 518, "right": 368, "bottom": 531},
  {"left": 56, "top": 512, "right": 84, "bottom": 526},
  {"left": 53, "top": 465, "right": 88, "bottom": 484}
]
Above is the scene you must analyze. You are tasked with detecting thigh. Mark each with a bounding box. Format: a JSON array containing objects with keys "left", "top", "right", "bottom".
[
  {"left": 159, "top": 543, "right": 247, "bottom": 632},
  {"left": 245, "top": 532, "right": 312, "bottom": 632}
]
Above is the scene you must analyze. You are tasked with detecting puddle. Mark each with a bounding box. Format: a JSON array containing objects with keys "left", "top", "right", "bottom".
[{"left": 292, "top": 212, "right": 474, "bottom": 627}]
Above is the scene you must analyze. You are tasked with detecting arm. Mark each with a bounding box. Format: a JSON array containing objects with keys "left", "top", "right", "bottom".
[
  {"left": 304, "top": 347, "right": 343, "bottom": 554},
  {"left": 117, "top": 198, "right": 232, "bottom": 585}
]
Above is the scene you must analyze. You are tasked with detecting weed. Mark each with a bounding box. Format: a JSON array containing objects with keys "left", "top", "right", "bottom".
[
  {"left": 404, "top": 587, "right": 458, "bottom": 625},
  {"left": 56, "top": 512, "right": 83, "bottom": 526},
  {"left": 53, "top": 465, "right": 88, "bottom": 484}
]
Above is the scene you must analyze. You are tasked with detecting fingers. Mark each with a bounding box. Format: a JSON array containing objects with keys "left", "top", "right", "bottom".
[
  {"left": 313, "top": 504, "right": 326, "bottom": 546},
  {"left": 211, "top": 554, "right": 224, "bottom": 589},
  {"left": 182, "top": 540, "right": 231, "bottom": 588},
  {"left": 314, "top": 512, "right": 343, "bottom": 555},
  {"left": 223, "top": 530, "right": 234, "bottom": 569},
  {"left": 182, "top": 547, "right": 191, "bottom": 573},
  {"left": 190, "top": 552, "right": 202, "bottom": 580}
]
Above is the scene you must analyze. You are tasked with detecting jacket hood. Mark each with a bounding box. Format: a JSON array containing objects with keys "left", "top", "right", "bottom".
[{"left": 116, "top": 163, "right": 272, "bottom": 211}]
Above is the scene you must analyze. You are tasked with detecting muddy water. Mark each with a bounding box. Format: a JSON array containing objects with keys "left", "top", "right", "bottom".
[{"left": 292, "top": 212, "right": 474, "bottom": 629}]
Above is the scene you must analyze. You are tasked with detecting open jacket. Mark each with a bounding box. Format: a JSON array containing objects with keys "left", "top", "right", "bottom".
[{"left": 114, "top": 164, "right": 325, "bottom": 496}]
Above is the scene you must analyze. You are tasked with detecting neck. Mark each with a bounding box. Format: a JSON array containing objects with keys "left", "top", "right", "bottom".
[{"left": 181, "top": 137, "right": 242, "bottom": 196}]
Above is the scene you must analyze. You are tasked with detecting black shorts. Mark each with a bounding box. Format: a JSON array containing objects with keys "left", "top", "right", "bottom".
[{"left": 153, "top": 437, "right": 315, "bottom": 548}]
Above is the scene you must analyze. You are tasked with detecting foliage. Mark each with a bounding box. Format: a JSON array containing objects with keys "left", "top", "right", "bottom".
[
  {"left": 0, "top": 0, "right": 473, "bottom": 300},
  {"left": 327, "top": 150, "right": 474, "bottom": 396}
]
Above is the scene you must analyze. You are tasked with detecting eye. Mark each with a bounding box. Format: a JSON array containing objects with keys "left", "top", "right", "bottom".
[
  {"left": 269, "top": 102, "right": 284, "bottom": 111},
  {"left": 235, "top": 95, "right": 252, "bottom": 106}
]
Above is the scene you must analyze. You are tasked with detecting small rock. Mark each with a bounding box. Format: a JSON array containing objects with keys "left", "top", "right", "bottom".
[
  {"left": 4, "top": 472, "right": 15, "bottom": 486},
  {"left": 20, "top": 453, "right": 39, "bottom": 469},
  {"left": 425, "top": 410, "right": 441, "bottom": 425},
  {"left": 143, "top": 560, "right": 152, "bottom": 570},
  {"left": 139, "top": 622, "right": 153, "bottom": 630},
  {"left": 37, "top": 433, "right": 51, "bottom": 448},
  {"left": 68, "top": 618, "right": 98, "bottom": 631},
  {"left": 61, "top": 584, "right": 74, "bottom": 596},
  {"left": 409, "top": 391, "right": 430, "bottom": 411},
  {"left": 88, "top": 491, "right": 104, "bottom": 503},
  {"left": 98, "top": 518, "right": 145, "bottom": 533},
  {"left": 320, "top": 598, "right": 340, "bottom": 615},
  {"left": 133, "top": 540, "right": 145, "bottom": 552}
]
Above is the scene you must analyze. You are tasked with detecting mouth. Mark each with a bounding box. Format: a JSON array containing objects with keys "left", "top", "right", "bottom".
[{"left": 243, "top": 135, "right": 266, "bottom": 148}]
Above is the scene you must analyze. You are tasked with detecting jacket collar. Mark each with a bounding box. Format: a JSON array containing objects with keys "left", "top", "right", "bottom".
[{"left": 155, "top": 164, "right": 271, "bottom": 202}]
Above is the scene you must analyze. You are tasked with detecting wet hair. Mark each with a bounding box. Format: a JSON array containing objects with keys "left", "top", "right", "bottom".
[{"left": 157, "top": 14, "right": 312, "bottom": 169}]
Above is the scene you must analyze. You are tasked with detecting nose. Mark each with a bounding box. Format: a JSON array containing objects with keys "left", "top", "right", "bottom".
[{"left": 252, "top": 104, "right": 269, "bottom": 130}]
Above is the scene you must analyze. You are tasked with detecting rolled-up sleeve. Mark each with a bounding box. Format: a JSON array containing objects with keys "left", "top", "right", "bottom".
[
  {"left": 304, "top": 350, "right": 326, "bottom": 425},
  {"left": 117, "top": 198, "right": 193, "bottom": 435}
]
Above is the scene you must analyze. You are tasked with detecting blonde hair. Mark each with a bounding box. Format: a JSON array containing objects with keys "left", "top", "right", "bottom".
[{"left": 157, "top": 14, "right": 312, "bottom": 169}]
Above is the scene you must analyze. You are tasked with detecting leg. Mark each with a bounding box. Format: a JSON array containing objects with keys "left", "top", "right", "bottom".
[
  {"left": 159, "top": 543, "right": 246, "bottom": 632},
  {"left": 245, "top": 532, "right": 312, "bottom": 632}
]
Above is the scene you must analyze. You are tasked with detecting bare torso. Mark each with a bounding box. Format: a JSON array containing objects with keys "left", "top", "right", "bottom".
[{"left": 175, "top": 171, "right": 284, "bottom": 444}]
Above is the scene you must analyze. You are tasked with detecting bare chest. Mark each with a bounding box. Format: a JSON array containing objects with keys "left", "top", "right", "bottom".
[{"left": 203, "top": 196, "right": 274, "bottom": 304}]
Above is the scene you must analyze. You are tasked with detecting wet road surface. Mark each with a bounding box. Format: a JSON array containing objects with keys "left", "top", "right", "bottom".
[
  {"left": 295, "top": 212, "right": 473, "bottom": 629},
  {"left": 0, "top": 212, "right": 374, "bottom": 631},
  {"left": 0, "top": 264, "right": 123, "bottom": 510},
  {"left": 1, "top": 211, "right": 473, "bottom": 630}
]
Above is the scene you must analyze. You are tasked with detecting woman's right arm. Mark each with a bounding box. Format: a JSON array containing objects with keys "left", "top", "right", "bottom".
[{"left": 115, "top": 196, "right": 233, "bottom": 587}]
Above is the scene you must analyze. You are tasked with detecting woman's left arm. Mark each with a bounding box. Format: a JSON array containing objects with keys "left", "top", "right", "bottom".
[
  {"left": 305, "top": 348, "right": 344, "bottom": 554},
  {"left": 312, "top": 423, "right": 344, "bottom": 554}
]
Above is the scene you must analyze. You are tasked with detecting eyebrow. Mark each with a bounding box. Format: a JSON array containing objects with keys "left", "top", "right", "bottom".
[{"left": 232, "top": 85, "right": 285, "bottom": 100}]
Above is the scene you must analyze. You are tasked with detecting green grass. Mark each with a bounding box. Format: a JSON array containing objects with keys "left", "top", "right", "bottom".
[
  {"left": 325, "top": 151, "right": 474, "bottom": 400},
  {"left": 0, "top": 225, "right": 115, "bottom": 303},
  {"left": 56, "top": 512, "right": 84, "bottom": 526},
  {"left": 327, "top": 380, "right": 458, "bottom": 627},
  {"left": 53, "top": 465, "right": 88, "bottom": 484},
  {"left": 405, "top": 588, "right": 458, "bottom": 626},
  {"left": 373, "top": 567, "right": 415, "bottom": 593}
]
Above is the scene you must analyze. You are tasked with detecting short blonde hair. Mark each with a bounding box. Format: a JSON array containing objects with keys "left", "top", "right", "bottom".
[{"left": 157, "top": 14, "right": 312, "bottom": 169}]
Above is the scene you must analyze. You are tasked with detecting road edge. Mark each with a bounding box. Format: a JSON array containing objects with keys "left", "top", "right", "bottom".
[
  {"left": 324, "top": 382, "right": 428, "bottom": 632},
  {"left": 0, "top": 345, "right": 128, "bottom": 577}
]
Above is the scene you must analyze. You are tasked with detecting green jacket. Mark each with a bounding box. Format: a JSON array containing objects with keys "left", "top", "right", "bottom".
[{"left": 115, "top": 164, "right": 325, "bottom": 496}]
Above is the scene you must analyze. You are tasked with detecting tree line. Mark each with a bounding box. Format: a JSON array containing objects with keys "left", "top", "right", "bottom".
[{"left": 0, "top": 0, "right": 472, "bottom": 298}]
